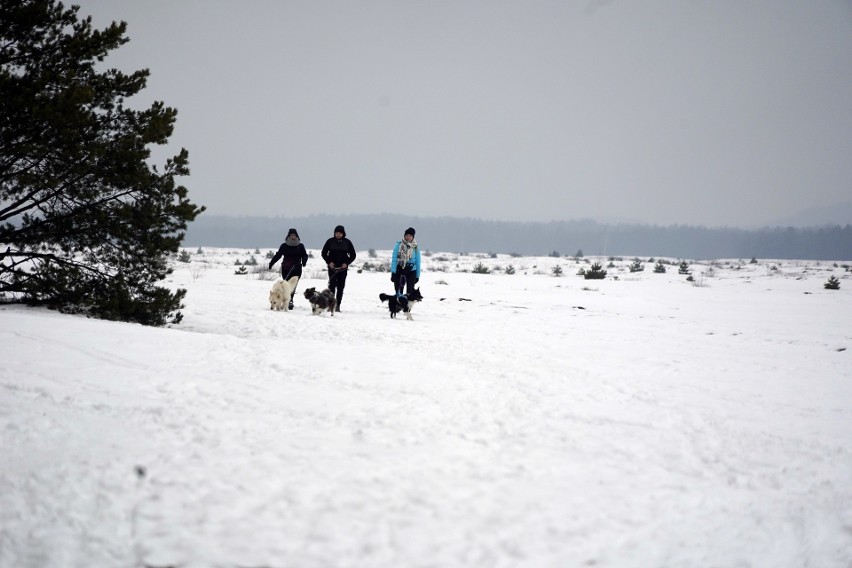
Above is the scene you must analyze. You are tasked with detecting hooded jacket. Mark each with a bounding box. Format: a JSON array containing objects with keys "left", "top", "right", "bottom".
[
  {"left": 269, "top": 229, "right": 308, "bottom": 276},
  {"left": 321, "top": 227, "right": 356, "bottom": 268}
]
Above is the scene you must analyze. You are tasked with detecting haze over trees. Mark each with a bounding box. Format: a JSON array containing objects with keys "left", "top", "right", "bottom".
[
  {"left": 0, "top": 0, "right": 204, "bottom": 325},
  {"left": 184, "top": 214, "right": 852, "bottom": 261}
]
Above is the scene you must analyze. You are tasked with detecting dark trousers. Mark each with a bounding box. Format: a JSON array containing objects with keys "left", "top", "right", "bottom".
[
  {"left": 328, "top": 268, "right": 348, "bottom": 306},
  {"left": 282, "top": 265, "right": 302, "bottom": 301},
  {"left": 394, "top": 267, "right": 417, "bottom": 295}
]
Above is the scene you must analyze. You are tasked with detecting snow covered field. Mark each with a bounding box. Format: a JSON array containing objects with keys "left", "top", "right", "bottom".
[{"left": 2, "top": 248, "right": 851, "bottom": 568}]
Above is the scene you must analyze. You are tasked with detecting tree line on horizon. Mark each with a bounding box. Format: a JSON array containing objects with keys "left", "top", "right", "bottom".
[{"left": 184, "top": 214, "right": 852, "bottom": 261}]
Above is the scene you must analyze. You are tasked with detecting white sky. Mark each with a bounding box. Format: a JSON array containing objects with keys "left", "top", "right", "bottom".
[{"left": 75, "top": 0, "right": 852, "bottom": 228}]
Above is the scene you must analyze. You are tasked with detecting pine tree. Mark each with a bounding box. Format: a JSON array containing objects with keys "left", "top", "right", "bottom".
[
  {"left": 0, "top": 1, "right": 204, "bottom": 325},
  {"left": 583, "top": 262, "right": 607, "bottom": 280}
]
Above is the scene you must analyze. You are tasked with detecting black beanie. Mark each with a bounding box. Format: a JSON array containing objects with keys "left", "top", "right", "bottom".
[
  {"left": 334, "top": 225, "right": 346, "bottom": 237},
  {"left": 405, "top": 227, "right": 415, "bottom": 237},
  {"left": 287, "top": 228, "right": 299, "bottom": 238}
]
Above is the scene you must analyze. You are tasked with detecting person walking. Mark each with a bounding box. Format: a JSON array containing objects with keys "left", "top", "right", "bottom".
[
  {"left": 268, "top": 228, "right": 308, "bottom": 310},
  {"left": 321, "top": 225, "right": 357, "bottom": 312},
  {"left": 390, "top": 227, "right": 421, "bottom": 295}
]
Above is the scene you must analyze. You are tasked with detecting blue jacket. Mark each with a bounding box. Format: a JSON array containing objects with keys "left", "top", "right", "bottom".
[{"left": 391, "top": 240, "right": 421, "bottom": 279}]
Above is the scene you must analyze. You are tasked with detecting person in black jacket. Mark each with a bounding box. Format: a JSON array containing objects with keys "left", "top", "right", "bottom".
[
  {"left": 321, "top": 225, "right": 356, "bottom": 312},
  {"left": 269, "top": 228, "right": 308, "bottom": 310}
]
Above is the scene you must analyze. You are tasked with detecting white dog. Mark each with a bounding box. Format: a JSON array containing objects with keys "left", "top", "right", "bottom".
[{"left": 269, "top": 275, "right": 299, "bottom": 311}]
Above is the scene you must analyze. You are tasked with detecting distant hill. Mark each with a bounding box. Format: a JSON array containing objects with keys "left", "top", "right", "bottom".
[{"left": 183, "top": 214, "right": 852, "bottom": 261}]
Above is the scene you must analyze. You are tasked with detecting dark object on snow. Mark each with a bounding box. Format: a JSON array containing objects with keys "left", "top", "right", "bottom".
[
  {"left": 304, "top": 287, "right": 336, "bottom": 316},
  {"left": 380, "top": 288, "right": 423, "bottom": 320}
]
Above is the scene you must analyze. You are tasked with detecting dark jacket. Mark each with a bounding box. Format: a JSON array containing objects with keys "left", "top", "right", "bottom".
[
  {"left": 270, "top": 241, "right": 308, "bottom": 277},
  {"left": 321, "top": 237, "right": 356, "bottom": 268}
]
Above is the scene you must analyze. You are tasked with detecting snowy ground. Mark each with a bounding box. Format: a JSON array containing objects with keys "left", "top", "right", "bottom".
[{"left": 2, "top": 249, "right": 851, "bottom": 568}]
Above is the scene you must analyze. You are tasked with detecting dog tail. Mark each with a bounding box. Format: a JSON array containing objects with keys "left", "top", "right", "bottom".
[{"left": 379, "top": 293, "right": 391, "bottom": 303}]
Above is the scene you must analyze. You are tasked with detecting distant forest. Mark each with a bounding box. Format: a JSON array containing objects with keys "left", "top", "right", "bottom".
[{"left": 183, "top": 214, "right": 852, "bottom": 261}]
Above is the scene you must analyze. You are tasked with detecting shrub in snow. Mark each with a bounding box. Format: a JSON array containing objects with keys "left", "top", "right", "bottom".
[
  {"left": 654, "top": 261, "right": 667, "bottom": 274},
  {"left": 177, "top": 250, "right": 191, "bottom": 263},
  {"left": 678, "top": 261, "right": 690, "bottom": 275},
  {"left": 629, "top": 259, "right": 644, "bottom": 273},
  {"left": 824, "top": 276, "right": 841, "bottom": 290},
  {"left": 584, "top": 263, "right": 607, "bottom": 280},
  {"left": 689, "top": 272, "right": 708, "bottom": 287},
  {"left": 472, "top": 262, "right": 490, "bottom": 274},
  {"left": 552, "top": 265, "right": 563, "bottom": 277},
  {"left": 189, "top": 263, "right": 207, "bottom": 281}
]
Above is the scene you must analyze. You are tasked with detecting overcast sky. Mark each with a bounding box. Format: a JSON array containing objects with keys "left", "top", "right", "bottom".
[{"left": 75, "top": 0, "right": 852, "bottom": 228}]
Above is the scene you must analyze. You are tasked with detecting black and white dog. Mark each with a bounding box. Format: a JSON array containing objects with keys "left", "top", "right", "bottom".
[
  {"left": 379, "top": 288, "right": 423, "bottom": 320},
  {"left": 304, "top": 287, "right": 337, "bottom": 316}
]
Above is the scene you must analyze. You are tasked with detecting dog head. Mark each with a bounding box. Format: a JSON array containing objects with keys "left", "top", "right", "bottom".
[
  {"left": 303, "top": 287, "right": 316, "bottom": 300},
  {"left": 408, "top": 288, "right": 423, "bottom": 302}
]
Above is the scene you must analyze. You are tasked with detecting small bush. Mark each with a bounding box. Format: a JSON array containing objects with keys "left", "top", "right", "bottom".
[
  {"left": 552, "top": 265, "right": 563, "bottom": 277},
  {"left": 678, "top": 261, "right": 690, "bottom": 275},
  {"left": 629, "top": 259, "right": 644, "bottom": 273},
  {"left": 690, "top": 273, "right": 708, "bottom": 287},
  {"left": 189, "top": 263, "right": 207, "bottom": 281},
  {"left": 177, "top": 250, "right": 191, "bottom": 263},
  {"left": 505, "top": 265, "right": 516, "bottom": 275},
  {"left": 584, "top": 262, "right": 607, "bottom": 280},
  {"left": 824, "top": 276, "right": 841, "bottom": 290},
  {"left": 368, "top": 248, "right": 377, "bottom": 258},
  {"left": 472, "top": 262, "right": 490, "bottom": 274},
  {"left": 654, "top": 261, "right": 666, "bottom": 274}
]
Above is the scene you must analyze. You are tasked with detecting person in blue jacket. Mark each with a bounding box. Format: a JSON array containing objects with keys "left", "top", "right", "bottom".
[{"left": 390, "top": 227, "right": 421, "bottom": 295}]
